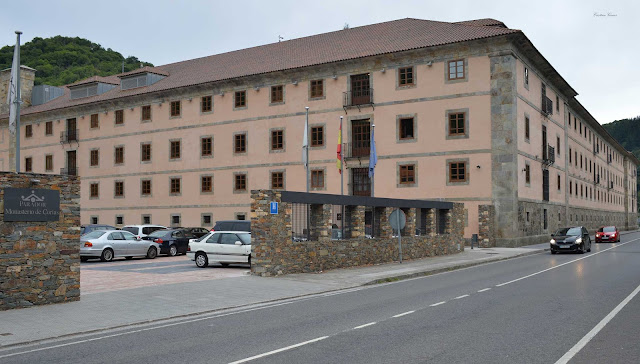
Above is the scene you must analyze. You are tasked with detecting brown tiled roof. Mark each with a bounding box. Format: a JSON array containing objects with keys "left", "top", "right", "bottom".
[
  {"left": 67, "top": 75, "right": 120, "bottom": 87},
  {"left": 12, "top": 18, "right": 520, "bottom": 117},
  {"left": 455, "top": 18, "right": 508, "bottom": 28},
  {"left": 118, "top": 66, "right": 169, "bottom": 78}
]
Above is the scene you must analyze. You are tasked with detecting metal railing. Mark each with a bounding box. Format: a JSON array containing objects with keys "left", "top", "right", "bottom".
[
  {"left": 60, "top": 129, "right": 79, "bottom": 143},
  {"left": 343, "top": 88, "right": 373, "bottom": 107},
  {"left": 60, "top": 167, "right": 78, "bottom": 176},
  {"left": 344, "top": 141, "right": 370, "bottom": 158}
]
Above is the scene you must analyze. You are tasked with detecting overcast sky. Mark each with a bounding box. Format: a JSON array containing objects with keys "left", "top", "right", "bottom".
[{"left": 1, "top": 0, "right": 638, "bottom": 124}]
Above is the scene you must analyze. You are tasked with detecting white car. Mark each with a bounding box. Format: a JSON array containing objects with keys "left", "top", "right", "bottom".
[
  {"left": 80, "top": 230, "right": 160, "bottom": 262},
  {"left": 187, "top": 231, "right": 251, "bottom": 268}
]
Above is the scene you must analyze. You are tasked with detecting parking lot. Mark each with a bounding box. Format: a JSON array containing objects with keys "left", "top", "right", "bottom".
[{"left": 80, "top": 255, "right": 250, "bottom": 295}]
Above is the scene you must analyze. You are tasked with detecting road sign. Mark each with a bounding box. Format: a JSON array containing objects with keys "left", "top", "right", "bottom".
[
  {"left": 270, "top": 201, "right": 278, "bottom": 214},
  {"left": 389, "top": 209, "right": 406, "bottom": 230}
]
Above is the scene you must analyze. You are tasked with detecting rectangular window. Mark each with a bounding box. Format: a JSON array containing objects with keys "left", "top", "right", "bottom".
[
  {"left": 310, "top": 79, "right": 324, "bottom": 98},
  {"left": 556, "top": 96, "right": 560, "bottom": 112},
  {"left": 170, "top": 178, "right": 181, "bottom": 194},
  {"left": 201, "top": 96, "right": 212, "bottom": 113},
  {"left": 201, "top": 137, "right": 212, "bottom": 157},
  {"left": 45, "top": 121, "right": 53, "bottom": 136},
  {"left": 525, "top": 164, "right": 531, "bottom": 184},
  {"left": 398, "top": 67, "right": 414, "bottom": 86},
  {"left": 90, "top": 113, "right": 99, "bottom": 128},
  {"left": 525, "top": 116, "right": 530, "bottom": 140},
  {"left": 142, "top": 215, "right": 151, "bottom": 224},
  {"left": 569, "top": 148, "right": 572, "bottom": 163},
  {"left": 114, "top": 181, "right": 124, "bottom": 197},
  {"left": 115, "top": 110, "right": 124, "bottom": 125},
  {"left": 399, "top": 118, "right": 414, "bottom": 140},
  {"left": 311, "top": 169, "right": 324, "bottom": 188},
  {"left": 45, "top": 154, "right": 53, "bottom": 171},
  {"left": 271, "top": 172, "right": 284, "bottom": 189},
  {"left": 557, "top": 175, "right": 561, "bottom": 190},
  {"left": 90, "top": 149, "right": 99, "bottom": 166},
  {"left": 447, "top": 60, "right": 465, "bottom": 80},
  {"left": 171, "top": 215, "right": 181, "bottom": 226},
  {"left": 234, "top": 174, "right": 247, "bottom": 192},
  {"left": 234, "top": 91, "right": 246, "bottom": 108},
  {"left": 141, "top": 179, "right": 151, "bottom": 196},
  {"left": 90, "top": 183, "right": 99, "bottom": 198},
  {"left": 170, "top": 101, "right": 181, "bottom": 117},
  {"left": 557, "top": 136, "right": 560, "bottom": 155},
  {"left": 399, "top": 164, "right": 415, "bottom": 184},
  {"left": 234, "top": 133, "right": 246, "bottom": 154},
  {"left": 448, "top": 112, "right": 466, "bottom": 136},
  {"left": 141, "top": 143, "right": 151, "bottom": 162},
  {"left": 202, "top": 214, "right": 212, "bottom": 226},
  {"left": 311, "top": 126, "right": 324, "bottom": 147},
  {"left": 170, "top": 140, "right": 181, "bottom": 159},
  {"left": 270, "top": 85, "right": 283, "bottom": 103},
  {"left": 114, "top": 146, "right": 124, "bottom": 165},
  {"left": 524, "top": 67, "right": 529, "bottom": 86},
  {"left": 25, "top": 125, "right": 32, "bottom": 138},
  {"left": 91, "top": 216, "right": 99, "bottom": 224},
  {"left": 25, "top": 157, "right": 32, "bottom": 172},
  {"left": 141, "top": 105, "right": 151, "bottom": 121},
  {"left": 449, "top": 162, "right": 467, "bottom": 182},
  {"left": 116, "top": 216, "right": 123, "bottom": 225},
  {"left": 271, "top": 130, "right": 283, "bottom": 150},
  {"left": 201, "top": 176, "right": 212, "bottom": 193}
]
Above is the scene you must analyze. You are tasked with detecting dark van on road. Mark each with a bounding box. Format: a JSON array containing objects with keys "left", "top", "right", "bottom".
[{"left": 212, "top": 220, "right": 251, "bottom": 232}]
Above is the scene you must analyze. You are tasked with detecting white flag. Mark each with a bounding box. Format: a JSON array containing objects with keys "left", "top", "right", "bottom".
[
  {"left": 302, "top": 110, "right": 309, "bottom": 167},
  {"left": 7, "top": 41, "right": 19, "bottom": 136}
]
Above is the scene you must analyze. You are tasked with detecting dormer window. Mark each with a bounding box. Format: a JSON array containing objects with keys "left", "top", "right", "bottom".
[{"left": 118, "top": 67, "right": 168, "bottom": 91}]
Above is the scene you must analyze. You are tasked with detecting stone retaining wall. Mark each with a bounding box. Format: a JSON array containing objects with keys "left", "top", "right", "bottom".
[
  {"left": 250, "top": 190, "right": 465, "bottom": 277},
  {"left": 0, "top": 172, "right": 80, "bottom": 310}
]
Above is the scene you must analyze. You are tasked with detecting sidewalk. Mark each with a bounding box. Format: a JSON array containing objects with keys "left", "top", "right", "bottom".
[{"left": 0, "top": 245, "right": 547, "bottom": 348}]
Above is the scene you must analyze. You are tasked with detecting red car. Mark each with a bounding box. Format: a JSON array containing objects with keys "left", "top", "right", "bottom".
[{"left": 595, "top": 226, "right": 620, "bottom": 243}]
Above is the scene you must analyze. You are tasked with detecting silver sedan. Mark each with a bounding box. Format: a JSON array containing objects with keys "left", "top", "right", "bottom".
[{"left": 80, "top": 230, "right": 160, "bottom": 262}]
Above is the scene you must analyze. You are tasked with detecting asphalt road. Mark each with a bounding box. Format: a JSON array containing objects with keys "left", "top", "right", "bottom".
[{"left": 2, "top": 232, "right": 640, "bottom": 364}]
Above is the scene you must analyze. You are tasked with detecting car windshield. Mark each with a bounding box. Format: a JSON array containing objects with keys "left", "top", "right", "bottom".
[
  {"left": 237, "top": 233, "right": 251, "bottom": 245},
  {"left": 83, "top": 231, "right": 106, "bottom": 239},
  {"left": 555, "top": 227, "right": 582, "bottom": 236},
  {"left": 148, "top": 230, "right": 168, "bottom": 238},
  {"left": 603, "top": 227, "right": 616, "bottom": 233},
  {"left": 122, "top": 227, "right": 138, "bottom": 234}
]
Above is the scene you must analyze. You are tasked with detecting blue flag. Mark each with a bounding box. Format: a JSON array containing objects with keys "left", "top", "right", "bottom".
[{"left": 368, "top": 125, "right": 377, "bottom": 178}]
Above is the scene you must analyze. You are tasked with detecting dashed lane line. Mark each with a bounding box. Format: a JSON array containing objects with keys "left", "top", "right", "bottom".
[
  {"left": 228, "top": 336, "right": 330, "bottom": 364},
  {"left": 392, "top": 311, "right": 415, "bottom": 318},
  {"left": 477, "top": 288, "right": 491, "bottom": 293},
  {"left": 353, "top": 322, "right": 377, "bottom": 330},
  {"left": 430, "top": 301, "right": 446, "bottom": 307},
  {"left": 455, "top": 294, "right": 470, "bottom": 300}
]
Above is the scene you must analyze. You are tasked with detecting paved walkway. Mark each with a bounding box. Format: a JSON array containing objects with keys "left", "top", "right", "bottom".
[{"left": 0, "top": 232, "right": 635, "bottom": 348}]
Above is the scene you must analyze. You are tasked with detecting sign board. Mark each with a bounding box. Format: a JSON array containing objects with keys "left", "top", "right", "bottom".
[
  {"left": 270, "top": 201, "right": 279, "bottom": 214},
  {"left": 389, "top": 209, "right": 406, "bottom": 230},
  {"left": 3, "top": 188, "right": 60, "bottom": 222}
]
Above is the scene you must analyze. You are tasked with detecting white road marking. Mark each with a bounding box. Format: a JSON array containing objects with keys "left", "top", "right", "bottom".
[
  {"left": 555, "top": 283, "right": 640, "bottom": 364},
  {"left": 477, "top": 288, "right": 491, "bottom": 293},
  {"left": 353, "top": 322, "right": 377, "bottom": 330},
  {"left": 430, "top": 301, "right": 446, "bottom": 307},
  {"left": 496, "top": 239, "right": 638, "bottom": 287},
  {"left": 228, "top": 336, "right": 330, "bottom": 364},
  {"left": 392, "top": 311, "right": 415, "bottom": 318},
  {"left": 455, "top": 294, "right": 470, "bottom": 300}
]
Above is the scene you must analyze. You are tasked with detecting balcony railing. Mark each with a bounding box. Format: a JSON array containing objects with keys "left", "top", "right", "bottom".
[
  {"left": 344, "top": 141, "right": 371, "bottom": 159},
  {"left": 60, "top": 167, "right": 78, "bottom": 176},
  {"left": 542, "top": 96, "right": 553, "bottom": 115},
  {"left": 60, "top": 129, "right": 79, "bottom": 143},
  {"left": 543, "top": 145, "right": 555, "bottom": 165},
  {"left": 343, "top": 88, "right": 373, "bottom": 108}
]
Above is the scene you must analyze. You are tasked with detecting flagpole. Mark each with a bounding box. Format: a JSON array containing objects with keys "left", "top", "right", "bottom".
[
  {"left": 340, "top": 116, "right": 344, "bottom": 240},
  {"left": 15, "top": 31, "right": 22, "bottom": 173},
  {"left": 371, "top": 124, "right": 375, "bottom": 198},
  {"left": 305, "top": 107, "right": 310, "bottom": 241}
]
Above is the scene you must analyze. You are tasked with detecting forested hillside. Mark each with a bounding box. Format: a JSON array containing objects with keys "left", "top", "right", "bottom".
[
  {"left": 603, "top": 116, "right": 640, "bottom": 213},
  {"left": 0, "top": 36, "right": 153, "bottom": 86}
]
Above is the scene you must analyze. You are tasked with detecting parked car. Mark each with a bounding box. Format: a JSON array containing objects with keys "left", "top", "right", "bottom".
[
  {"left": 187, "top": 231, "right": 251, "bottom": 268},
  {"left": 80, "top": 224, "right": 116, "bottom": 237},
  {"left": 121, "top": 224, "right": 167, "bottom": 239},
  {"left": 142, "top": 228, "right": 195, "bottom": 256},
  {"left": 595, "top": 226, "right": 620, "bottom": 243},
  {"left": 80, "top": 230, "right": 160, "bottom": 262},
  {"left": 211, "top": 220, "right": 250, "bottom": 232},
  {"left": 550, "top": 226, "right": 592, "bottom": 254},
  {"left": 182, "top": 227, "right": 210, "bottom": 238}
]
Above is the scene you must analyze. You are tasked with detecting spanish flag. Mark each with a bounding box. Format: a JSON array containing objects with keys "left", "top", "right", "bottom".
[{"left": 336, "top": 117, "right": 342, "bottom": 174}]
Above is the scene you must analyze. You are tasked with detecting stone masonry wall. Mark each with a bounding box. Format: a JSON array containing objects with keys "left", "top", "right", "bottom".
[
  {"left": 477, "top": 205, "right": 495, "bottom": 248},
  {"left": 0, "top": 172, "right": 80, "bottom": 310},
  {"left": 251, "top": 190, "right": 465, "bottom": 277}
]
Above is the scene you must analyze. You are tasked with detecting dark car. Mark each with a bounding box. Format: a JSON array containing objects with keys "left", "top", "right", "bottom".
[
  {"left": 80, "top": 224, "right": 116, "bottom": 236},
  {"left": 550, "top": 226, "right": 592, "bottom": 254},
  {"left": 212, "top": 220, "right": 251, "bottom": 232},
  {"left": 595, "top": 226, "right": 620, "bottom": 243},
  {"left": 142, "top": 229, "right": 195, "bottom": 256},
  {"left": 182, "top": 227, "right": 210, "bottom": 238}
]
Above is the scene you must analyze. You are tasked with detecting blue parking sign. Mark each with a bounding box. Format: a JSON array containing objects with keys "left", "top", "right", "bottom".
[{"left": 270, "top": 201, "right": 278, "bottom": 214}]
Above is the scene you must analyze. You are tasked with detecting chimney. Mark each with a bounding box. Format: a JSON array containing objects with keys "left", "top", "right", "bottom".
[{"left": 0, "top": 65, "right": 37, "bottom": 115}]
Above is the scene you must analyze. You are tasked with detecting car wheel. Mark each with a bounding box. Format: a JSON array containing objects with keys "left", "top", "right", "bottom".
[
  {"left": 195, "top": 253, "right": 208, "bottom": 268},
  {"left": 80, "top": 256, "right": 89, "bottom": 262},
  {"left": 100, "top": 248, "right": 114, "bottom": 262},
  {"left": 146, "top": 247, "right": 158, "bottom": 259},
  {"left": 169, "top": 245, "right": 178, "bottom": 257},
  {"left": 579, "top": 244, "right": 585, "bottom": 254},
  {"left": 248, "top": 254, "right": 251, "bottom": 266},
  {"left": 551, "top": 250, "right": 557, "bottom": 255}
]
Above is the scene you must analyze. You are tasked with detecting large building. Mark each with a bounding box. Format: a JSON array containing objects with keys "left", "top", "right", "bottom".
[{"left": 1, "top": 18, "right": 637, "bottom": 246}]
